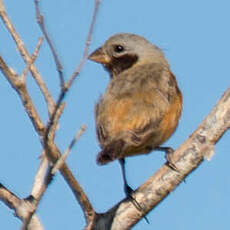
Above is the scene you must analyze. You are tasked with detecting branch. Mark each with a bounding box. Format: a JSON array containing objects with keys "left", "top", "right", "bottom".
[
  {"left": 21, "top": 164, "right": 53, "bottom": 230},
  {"left": 0, "top": 55, "right": 45, "bottom": 136},
  {"left": 1, "top": 0, "right": 99, "bottom": 226},
  {"left": 42, "top": 0, "right": 101, "bottom": 146},
  {"left": 0, "top": 184, "right": 43, "bottom": 230},
  {"left": 20, "top": 37, "right": 44, "bottom": 82},
  {"left": 46, "top": 135, "right": 96, "bottom": 223},
  {"left": 67, "top": 0, "right": 101, "bottom": 88},
  {"left": 33, "top": 0, "right": 101, "bottom": 223},
  {"left": 0, "top": 0, "right": 99, "bottom": 216},
  {"left": 34, "top": 0, "right": 64, "bottom": 88},
  {"left": 0, "top": 53, "right": 95, "bottom": 227},
  {"left": 0, "top": 0, "right": 55, "bottom": 115},
  {"left": 48, "top": 102, "right": 66, "bottom": 141},
  {"left": 85, "top": 87, "right": 230, "bottom": 229},
  {"left": 52, "top": 125, "right": 87, "bottom": 174},
  {"left": 23, "top": 125, "right": 86, "bottom": 229},
  {"left": 31, "top": 152, "right": 49, "bottom": 199}
]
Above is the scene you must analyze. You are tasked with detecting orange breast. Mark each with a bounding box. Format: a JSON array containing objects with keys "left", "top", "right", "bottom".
[
  {"left": 97, "top": 85, "right": 183, "bottom": 157},
  {"left": 104, "top": 97, "right": 147, "bottom": 136}
]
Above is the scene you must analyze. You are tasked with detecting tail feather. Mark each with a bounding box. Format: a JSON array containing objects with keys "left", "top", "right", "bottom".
[{"left": 97, "top": 139, "right": 125, "bottom": 165}]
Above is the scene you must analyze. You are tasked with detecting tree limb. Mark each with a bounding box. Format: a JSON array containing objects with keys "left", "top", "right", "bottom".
[
  {"left": 0, "top": 55, "right": 45, "bottom": 135},
  {"left": 0, "top": 54, "right": 95, "bottom": 226},
  {"left": 34, "top": 0, "right": 64, "bottom": 88},
  {"left": 0, "top": 0, "right": 55, "bottom": 115},
  {"left": 0, "top": 183, "right": 43, "bottom": 230}
]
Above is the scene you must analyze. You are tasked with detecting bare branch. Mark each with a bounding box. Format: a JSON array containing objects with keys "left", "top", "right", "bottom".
[
  {"left": 22, "top": 153, "right": 49, "bottom": 230},
  {"left": 43, "top": 0, "right": 101, "bottom": 149},
  {"left": 34, "top": 0, "right": 65, "bottom": 88},
  {"left": 23, "top": 125, "right": 86, "bottom": 228},
  {"left": 21, "top": 166, "right": 53, "bottom": 230},
  {"left": 34, "top": 0, "right": 100, "bottom": 221},
  {"left": 21, "top": 37, "right": 44, "bottom": 82},
  {"left": 52, "top": 125, "right": 87, "bottom": 174},
  {"left": 0, "top": 0, "right": 5, "bottom": 11},
  {"left": 0, "top": 0, "right": 55, "bottom": 115},
  {"left": 0, "top": 53, "right": 95, "bottom": 227},
  {"left": 0, "top": 55, "right": 45, "bottom": 136},
  {"left": 48, "top": 102, "right": 66, "bottom": 141},
  {"left": 42, "top": 2, "right": 101, "bottom": 222},
  {"left": 67, "top": 0, "right": 101, "bottom": 89},
  {"left": 47, "top": 142, "right": 96, "bottom": 224},
  {"left": 31, "top": 152, "right": 49, "bottom": 199},
  {"left": 0, "top": 184, "right": 43, "bottom": 230},
  {"left": 1, "top": 0, "right": 98, "bottom": 226},
  {"left": 0, "top": 183, "right": 21, "bottom": 214}
]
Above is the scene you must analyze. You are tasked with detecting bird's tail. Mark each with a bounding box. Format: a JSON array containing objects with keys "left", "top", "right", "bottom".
[{"left": 97, "top": 139, "right": 125, "bottom": 165}]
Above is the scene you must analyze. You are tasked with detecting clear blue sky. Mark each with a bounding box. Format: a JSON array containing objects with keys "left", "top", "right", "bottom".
[{"left": 0, "top": 0, "right": 230, "bottom": 229}]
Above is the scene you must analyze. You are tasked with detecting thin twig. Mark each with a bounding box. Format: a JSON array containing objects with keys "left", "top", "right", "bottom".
[
  {"left": 21, "top": 37, "right": 44, "bottom": 82},
  {"left": 67, "top": 0, "right": 101, "bottom": 89},
  {"left": 48, "top": 102, "right": 66, "bottom": 141},
  {"left": 0, "top": 0, "right": 55, "bottom": 115},
  {"left": 52, "top": 125, "right": 87, "bottom": 174},
  {"left": 1, "top": 0, "right": 101, "bottom": 226},
  {"left": 43, "top": 0, "right": 100, "bottom": 155},
  {"left": 41, "top": 0, "right": 101, "bottom": 222},
  {"left": 24, "top": 125, "right": 86, "bottom": 229},
  {"left": 0, "top": 54, "right": 95, "bottom": 225},
  {"left": 34, "top": 0, "right": 65, "bottom": 88},
  {"left": 32, "top": 0, "right": 100, "bottom": 223},
  {"left": 44, "top": 90, "right": 66, "bottom": 145}
]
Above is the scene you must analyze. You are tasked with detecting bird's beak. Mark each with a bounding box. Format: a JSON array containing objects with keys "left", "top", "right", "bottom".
[{"left": 88, "top": 47, "right": 111, "bottom": 64}]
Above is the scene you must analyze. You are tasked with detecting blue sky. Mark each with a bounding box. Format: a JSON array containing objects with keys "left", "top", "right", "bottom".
[{"left": 0, "top": 0, "right": 230, "bottom": 229}]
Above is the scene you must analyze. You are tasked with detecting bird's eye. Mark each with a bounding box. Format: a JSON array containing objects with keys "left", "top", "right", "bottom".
[{"left": 114, "top": 45, "right": 124, "bottom": 53}]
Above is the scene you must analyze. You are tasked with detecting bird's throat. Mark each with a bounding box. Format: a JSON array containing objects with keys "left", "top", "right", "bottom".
[{"left": 104, "top": 54, "right": 138, "bottom": 78}]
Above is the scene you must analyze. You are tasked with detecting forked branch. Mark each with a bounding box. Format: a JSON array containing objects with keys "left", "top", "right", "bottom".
[
  {"left": 0, "top": 0, "right": 55, "bottom": 115},
  {"left": 0, "top": 0, "right": 101, "bottom": 227}
]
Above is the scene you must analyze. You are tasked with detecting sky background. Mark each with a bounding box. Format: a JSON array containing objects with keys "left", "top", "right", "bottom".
[{"left": 0, "top": 0, "right": 230, "bottom": 229}]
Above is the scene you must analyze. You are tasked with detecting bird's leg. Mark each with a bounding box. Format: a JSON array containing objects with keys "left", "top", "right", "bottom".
[
  {"left": 155, "top": 146, "right": 179, "bottom": 172},
  {"left": 119, "top": 158, "right": 150, "bottom": 224},
  {"left": 119, "top": 158, "right": 134, "bottom": 197}
]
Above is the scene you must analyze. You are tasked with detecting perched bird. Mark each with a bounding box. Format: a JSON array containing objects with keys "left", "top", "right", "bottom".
[{"left": 89, "top": 33, "right": 182, "bottom": 197}]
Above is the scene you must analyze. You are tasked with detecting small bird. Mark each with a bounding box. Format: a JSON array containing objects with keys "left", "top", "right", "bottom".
[{"left": 89, "top": 33, "right": 182, "bottom": 197}]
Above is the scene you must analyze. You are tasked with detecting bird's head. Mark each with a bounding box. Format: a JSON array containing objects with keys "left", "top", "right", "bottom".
[{"left": 88, "top": 33, "right": 168, "bottom": 77}]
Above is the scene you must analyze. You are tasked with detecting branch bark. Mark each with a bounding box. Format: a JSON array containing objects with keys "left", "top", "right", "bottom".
[
  {"left": 0, "top": 0, "right": 55, "bottom": 115},
  {"left": 0, "top": 0, "right": 100, "bottom": 224},
  {"left": 0, "top": 184, "right": 43, "bottom": 230},
  {"left": 0, "top": 53, "right": 95, "bottom": 228}
]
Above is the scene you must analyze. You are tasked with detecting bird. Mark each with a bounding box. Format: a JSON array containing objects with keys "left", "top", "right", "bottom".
[{"left": 88, "top": 33, "right": 183, "bottom": 198}]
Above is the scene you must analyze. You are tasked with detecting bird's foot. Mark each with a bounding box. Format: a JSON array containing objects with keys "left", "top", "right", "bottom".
[
  {"left": 164, "top": 147, "right": 179, "bottom": 172},
  {"left": 155, "top": 146, "right": 180, "bottom": 173},
  {"left": 124, "top": 184, "right": 150, "bottom": 224}
]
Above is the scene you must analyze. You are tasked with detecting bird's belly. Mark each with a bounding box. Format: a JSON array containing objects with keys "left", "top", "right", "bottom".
[{"left": 122, "top": 94, "right": 182, "bottom": 157}]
